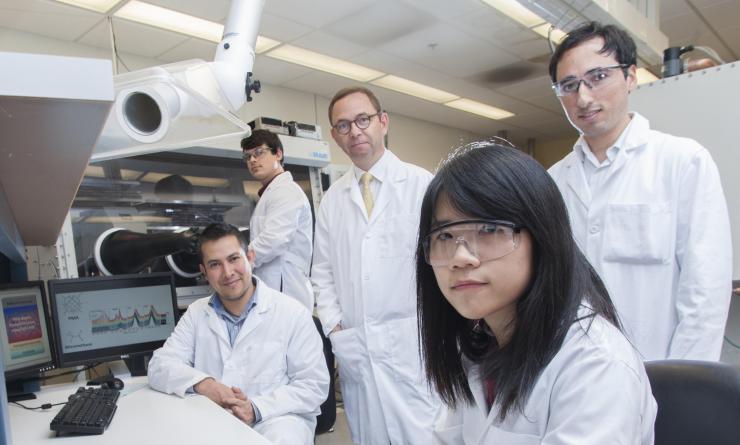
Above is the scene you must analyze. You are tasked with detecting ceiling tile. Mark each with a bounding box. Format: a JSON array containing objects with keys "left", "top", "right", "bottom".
[
  {"left": 79, "top": 18, "right": 190, "bottom": 58},
  {"left": 379, "top": 22, "right": 519, "bottom": 78},
  {"left": 400, "top": 0, "right": 485, "bottom": 21},
  {"left": 287, "top": 30, "right": 370, "bottom": 59},
  {"left": 0, "top": 0, "right": 103, "bottom": 42},
  {"left": 694, "top": 1, "right": 740, "bottom": 39},
  {"left": 258, "top": 12, "right": 313, "bottom": 42},
  {"left": 146, "top": 0, "right": 231, "bottom": 22},
  {"left": 158, "top": 38, "right": 217, "bottom": 63},
  {"left": 263, "top": 0, "right": 377, "bottom": 29},
  {"left": 252, "top": 55, "right": 315, "bottom": 86},
  {"left": 495, "top": 75, "right": 553, "bottom": 100},
  {"left": 281, "top": 71, "right": 362, "bottom": 98},
  {"left": 323, "top": 1, "right": 437, "bottom": 47}
]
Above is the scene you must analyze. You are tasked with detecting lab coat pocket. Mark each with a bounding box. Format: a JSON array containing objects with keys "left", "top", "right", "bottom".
[
  {"left": 486, "top": 429, "right": 541, "bottom": 444},
  {"left": 433, "top": 424, "right": 463, "bottom": 444},
  {"left": 241, "top": 341, "right": 287, "bottom": 391},
  {"left": 603, "top": 203, "right": 672, "bottom": 264},
  {"left": 378, "top": 213, "right": 418, "bottom": 258},
  {"left": 330, "top": 327, "right": 366, "bottom": 385}
]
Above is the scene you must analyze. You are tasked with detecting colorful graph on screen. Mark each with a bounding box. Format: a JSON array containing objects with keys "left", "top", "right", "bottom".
[{"left": 91, "top": 305, "right": 170, "bottom": 334}]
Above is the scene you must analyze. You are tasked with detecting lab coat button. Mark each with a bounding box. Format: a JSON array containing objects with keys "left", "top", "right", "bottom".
[
  {"left": 589, "top": 225, "right": 600, "bottom": 234},
  {"left": 363, "top": 275, "right": 370, "bottom": 280}
]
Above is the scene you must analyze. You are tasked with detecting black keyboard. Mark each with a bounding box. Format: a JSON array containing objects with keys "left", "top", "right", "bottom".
[{"left": 50, "top": 387, "right": 119, "bottom": 435}]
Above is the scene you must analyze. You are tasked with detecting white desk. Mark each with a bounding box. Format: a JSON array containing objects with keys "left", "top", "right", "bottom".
[{"left": 8, "top": 377, "right": 274, "bottom": 444}]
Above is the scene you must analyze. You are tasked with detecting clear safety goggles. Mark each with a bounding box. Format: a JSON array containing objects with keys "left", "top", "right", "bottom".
[
  {"left": 552, "top": 64, "right": 630, "bottom": 97},
  {"left": 423, "top": 219, "right": 523, "bottom": 267}
]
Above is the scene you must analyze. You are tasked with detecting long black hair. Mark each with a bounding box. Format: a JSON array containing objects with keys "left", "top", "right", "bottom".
[{"left": 416, "top": 141, "right": 619, "bottom": 420}]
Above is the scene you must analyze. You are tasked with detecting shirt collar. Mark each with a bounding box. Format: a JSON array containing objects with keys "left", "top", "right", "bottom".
[
  {"left": 353, "top": 148, "right": 389, "bottom": 183},
  {"left": 208, "top": 277, "right": 259, "bottom": 321},
  {"left": 575, "top": 113, "right": 635, "bottom": 168}
]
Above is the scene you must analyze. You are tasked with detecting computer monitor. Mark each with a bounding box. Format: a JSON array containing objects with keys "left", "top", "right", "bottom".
[
  {"left": 47, "top": 273, "right": 178, "bottom": 376},
  {"left": 0, "top": 281, "right": 56, "bottom": 401}
]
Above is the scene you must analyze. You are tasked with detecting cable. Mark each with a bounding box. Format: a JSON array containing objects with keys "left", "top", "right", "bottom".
[
  {"left": 693, "top": 45, "right": 726, "bottom": 64},
  {"left": 12, "top": 401, "right": 67, "bottom": 411},
  {"left": 724, "top": 335, "right": 740, "bottom": 350}
]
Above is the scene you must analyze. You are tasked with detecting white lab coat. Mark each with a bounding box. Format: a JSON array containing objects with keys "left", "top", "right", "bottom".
[
  {"left": 312, "top": 150, "right": 439, "bottom": 444},
  {"left": 433, "top": 313, "right": 657, "bottom": 445},
  {"left": 249, "top": 171, "right": 314, "bottom": 311},
  {"left": 549, "top": 113, "right": 732, "bottom": 360},
  {"left": 148, "top": 279, "right": 329, "bottom": 444}
]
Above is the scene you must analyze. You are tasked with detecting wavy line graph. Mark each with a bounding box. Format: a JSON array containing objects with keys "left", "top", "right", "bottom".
[{"left": 90, "top": 305, "right": 170, "bottom": 334}]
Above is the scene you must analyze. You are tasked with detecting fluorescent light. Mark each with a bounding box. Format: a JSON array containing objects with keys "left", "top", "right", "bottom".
[
  {"left": 256, "top": 36, "right": 281, "bottom": 54},
  {"left": 444, "top": 98, "right": 515, "bottom": 120},
  {"left": 482, "top": 0, "right": 565, "bottom": 43},
  {"left": 114, "top": 1, "right": 281, "bottom": 51},
  {"left": 371, "top": 75, "right": 459, "bottom": 103},
  {"left": 115, "top": 1, "right": 224, "bottom": 42},
  {"left": 481, "top": 0, "right": 546, "bottom": 28},
  {"left": 55, "top": 0, "right": 121, "bottom": 13},
  {"left": 531, "top": 24, "right": 567, "bottom": 43},
  {"left": 266, "top": 45, "right": 385, "bottom": 82},
  {"left": 636, "top": 67, "right": 659, "bottom": 85}
]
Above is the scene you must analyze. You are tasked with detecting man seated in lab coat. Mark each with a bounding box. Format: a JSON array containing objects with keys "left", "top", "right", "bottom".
[
  {"left": 241, "top": 129, "right": 314, "bottom": 311},
  {"left": 548, "top": 21, "right": 732, "bottom": 361},
  {"left": 148, "top": 223, "right": 329, "bottom": 445}
]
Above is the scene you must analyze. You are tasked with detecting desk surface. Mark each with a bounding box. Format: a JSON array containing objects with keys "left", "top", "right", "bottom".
[{"left": 9, "top": 377, "right": 274, "bottom": 445}]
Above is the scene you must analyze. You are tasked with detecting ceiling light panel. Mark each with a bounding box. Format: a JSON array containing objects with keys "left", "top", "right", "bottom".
[
  {"left": 444, "top": 98, "right": 515, "bottom": 120},
  {"left": 115, "top": 1, "right": 224, "bottom": 42},
  {"left": 266, "top": 45, "right": 384, "bottom": 82},
  {"left": 481, "top": 0, "right": 546, "bottom": 28},
  {"left": 255, "top": 36, "right": 281, "bottom": 54},
  {"left": 371, "top": 75, "right": 459, "bottom": 103},
  {"left": 55, "top": 0, "right": 122, "bottom": 13}
]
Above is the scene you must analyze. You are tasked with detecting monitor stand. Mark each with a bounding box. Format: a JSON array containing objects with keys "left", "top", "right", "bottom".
[
  {"left": 6, "top": 379, "right": 40, "bottom": 402},
  {"left": 123, "top": 354, "right": 149, "bottom": 377}
]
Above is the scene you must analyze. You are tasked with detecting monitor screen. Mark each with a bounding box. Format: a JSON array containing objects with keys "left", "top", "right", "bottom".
[
  {"left": 47, "top": 273, "right": 178, "bottom": 368},
  {"left": 0, "top": 281, "right": 55, "bottom": 379}
]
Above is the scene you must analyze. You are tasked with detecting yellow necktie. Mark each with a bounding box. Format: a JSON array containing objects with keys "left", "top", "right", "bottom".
[{"left": 360, "top": 172, "right": 374, "bottom": 216}]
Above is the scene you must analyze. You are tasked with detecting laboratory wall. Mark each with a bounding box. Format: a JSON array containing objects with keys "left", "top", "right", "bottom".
[{"left": 533, "top": 135, "right": 577, "bottom": 169}]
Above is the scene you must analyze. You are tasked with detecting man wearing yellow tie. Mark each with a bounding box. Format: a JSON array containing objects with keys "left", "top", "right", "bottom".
[{"left": 312, "top": 87, "right": 439, "bottom": 445}]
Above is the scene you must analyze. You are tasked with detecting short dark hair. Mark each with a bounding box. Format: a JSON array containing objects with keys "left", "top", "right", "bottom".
[
  {"left": 328, "top": 86, "right": 382, "bottom": 125},
  {"left": 416, "top": 141, "right": 620, "bottom": 421},
  {"left": 241, "top": 129, "right": 284, "bottom": 166},
  {"left": 549, "top": 21, "right": 637, "bottom": 82},
  {"left": 198, "top": 223, "right": 248, "bottom": 264}
]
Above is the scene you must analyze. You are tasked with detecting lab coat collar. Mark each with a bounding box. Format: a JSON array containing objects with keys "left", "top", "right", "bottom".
[
  {"left": 205, "top": 278, "right": 270, "bottom": 347},
  {"left": 262, "top": 171, "right": 293, "bottom": 195},
  {"left": 564, "top": 112, "right": 649, "bottom": 207}
]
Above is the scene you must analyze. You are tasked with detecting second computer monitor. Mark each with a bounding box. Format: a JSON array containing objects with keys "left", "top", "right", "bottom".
[{"left": 47, "top": 273, "right": 178, "bottom": 371}]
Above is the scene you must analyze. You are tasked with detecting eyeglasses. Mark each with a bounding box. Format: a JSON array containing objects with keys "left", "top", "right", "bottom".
[
  {"left": 332, "top": 112, "right": 382, "bottom": 135},
  {"left": 552, "top": 64, "right": 630, "bottom": 97},
  {"left": 242, "top": 147, "right": 270, "bottom": 162},
  {"left": 423, "top": 219, "right": 523, "bottom": 267}
]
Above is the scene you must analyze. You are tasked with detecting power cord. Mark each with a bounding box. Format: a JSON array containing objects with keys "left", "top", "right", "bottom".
[{"left": 11, "top": 401, "right": 67, "bottom": 411}]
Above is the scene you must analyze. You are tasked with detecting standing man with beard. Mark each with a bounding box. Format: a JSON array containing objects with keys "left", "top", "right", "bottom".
[
  {"left": 548, "top": 22, "right": 732, "bottom": 360},
  {"left": 312, "top": 86, "right": 439, "bottom": 444},
  {"left": 242, "top": 129, "right": 314, "bottom": 310}
]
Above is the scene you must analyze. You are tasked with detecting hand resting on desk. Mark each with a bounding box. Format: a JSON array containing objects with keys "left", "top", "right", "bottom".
[{"left": 194, "top": 377, "right": 246, "bottom": 407}]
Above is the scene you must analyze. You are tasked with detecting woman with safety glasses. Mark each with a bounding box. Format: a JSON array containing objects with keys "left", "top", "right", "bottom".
[{"left": 416, "top": 141, "right": 656, "bottom": 444}]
